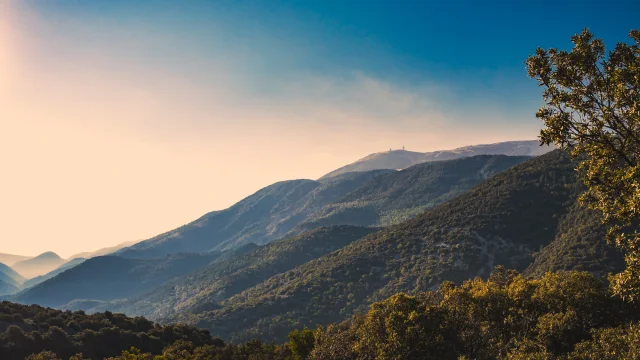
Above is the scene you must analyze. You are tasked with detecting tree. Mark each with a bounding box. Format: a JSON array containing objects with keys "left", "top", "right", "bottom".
[
  {"left": 526, "top": 29, "right": 640, "bottom": 301},
  {"left": 288, "top": 327, "right": 315, "bottom": 360},
  {"left": 25, "top": 351, "right": 59, "bottom": 360}
]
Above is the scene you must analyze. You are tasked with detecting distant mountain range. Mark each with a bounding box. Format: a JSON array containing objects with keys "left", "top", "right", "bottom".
[
  {"left": 319, "top": 140, "right": 553, "bottom": 179},
  {"left": 0, "top": 263, "right": 24, "bottom": 296},
  {"left": 0, "top": 241, "right": 141, "bottom": 289},
  {"left": 12, "top": 253, "right": 221, "bottom": 308},
  {"left": 12, "top": 252, "right": 66, "bottom": 279},
  {"left": 0, "top": 253, "right": 31, "bottom": 267},
  {"left": 22, "top": 257, "right": 87, "bottom": 289}
]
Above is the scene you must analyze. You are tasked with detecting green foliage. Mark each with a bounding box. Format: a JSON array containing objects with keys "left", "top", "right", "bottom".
[
  {"left": 288, "top": 327, "right": 315, "bottom": 360},
  {"left": 569, "top": 323, "right": 640, "bottom": 359},
  {"left": 9, "top": 269, "right": 640, "bottom": 359},
  {"left": 527, "top": 28, "right": 640, "bottom": 301},
  {"left": 308, "top": 269, "right": 640, "bottom": 360},
  {"left": 0, "top": 301, "right": 214, "bottom": 360},
  {"left": 525, "top": 202, "right": 624, "bottom": 277}
]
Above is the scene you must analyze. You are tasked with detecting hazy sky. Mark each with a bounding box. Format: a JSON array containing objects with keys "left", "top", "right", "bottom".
[{"left": 1, "top": 0, "right": 638, "bottom": 257}]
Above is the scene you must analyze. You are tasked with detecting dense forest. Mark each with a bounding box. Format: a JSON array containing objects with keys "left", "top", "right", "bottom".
[{"left": 5, "top": 268, "right": 640, "bottom": 359}]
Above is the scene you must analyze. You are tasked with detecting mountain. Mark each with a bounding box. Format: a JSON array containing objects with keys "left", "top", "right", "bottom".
[
  {"left": 321, "top": 149, "right": 426, "bottom": 178},
  {"left": 12, "top": 252, "right": 220, "bottom": 308},
  {"left": 0, "top": 253, "right": 31, "bottom": 266},
  {"left": 22, "top": 257, "right": 87, "bottom": 289},
  {"left": 0, "top": 263, "right": 24, "bottom": 287},
  {"left": 11, "top": 252, "right": 65, "bottom": 279},
  {"left": 95, "top": 225, "right": 377, "bottom": 319},
  {"left": 293, "top": 154, "right": 530, "bottom": 232},
  {"left": 0, "top": 279, "right": 18, "bottom": 297},
  {"left": 115, "top": 170, "right": 393, "bottom": 259},
  {"left": 174, "top": 150, "right": 619, "bottom": 342},
  {"left": 319, "top": 140, "right": 553, "bottom": 179},
  {"left": 67, "top": 240, "right": 139, "bottom": 260},
  {"left": 0, "top": 263, "right": 23, "bottom": 296},
  {"left": 524, "top": 202, "right": 624, "bottom": 278}
]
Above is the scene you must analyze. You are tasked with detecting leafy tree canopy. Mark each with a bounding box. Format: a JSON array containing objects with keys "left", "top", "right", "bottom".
[{"left": 527, "top": 29, "right": 640, "bottom": 301}]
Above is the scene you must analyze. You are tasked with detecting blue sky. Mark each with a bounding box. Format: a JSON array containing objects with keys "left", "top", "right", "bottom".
[
  {"left": 2, "top": 0, "right": 638, "bottom": 256},
  {"left": 35, "top": 0, "right": 639, "bottom": 108}
]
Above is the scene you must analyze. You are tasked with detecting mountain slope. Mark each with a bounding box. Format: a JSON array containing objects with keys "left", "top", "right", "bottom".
[
  {"left": 12, "top": 252, "right": 65, "bottom": 279},
  {"left": 524, "top": 202, "right": 624, "bottom": 277},
  {"left": 180, "top": 150, "right": 587, "bottom": 342},
  {"left": 22, "top": 257, "right": 87, "bottom": 289},
  {"left": 0, "top": 253, "right": 31, "bottom": 266},
  {"left": 0, "top": 263, "right": 23, "bottom": 295},
  {"left": 101, "top": 225, "right": 377, "bottom": 319},
  {"left": 116, "top": 170, "right": 392, "bottom": 259},
  {"left": 0, "top": 279, "right": 18, "bottom": 296},
  {"left": 0, "top": 263, "right": 25, "bottom": 288},
  {"left": 12, "top": 253, "right": 219, "bottom": 308},
  {"left": 320, "top": 140, "right": 552, "bottom": 179},
  {"left": 295, "top": 154, "right": 530, "bottom": 231}
]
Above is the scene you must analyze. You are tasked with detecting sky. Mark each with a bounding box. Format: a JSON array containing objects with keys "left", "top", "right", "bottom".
[{"left": 1, "top": 0, "right": 638, "bottom": 257}]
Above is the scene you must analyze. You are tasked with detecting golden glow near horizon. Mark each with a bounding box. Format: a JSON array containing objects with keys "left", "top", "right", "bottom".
[{"left": 0, "top": 2, "right": 539, "bottom": 257}]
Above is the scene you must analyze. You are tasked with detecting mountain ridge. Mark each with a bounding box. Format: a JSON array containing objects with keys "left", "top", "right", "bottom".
[
  {"left": 0, "top": 253, "right": 31, "bottom": 267},
  {"left": 115, "top": 170, "right": 393, "bottom": 259},
  {"left": 292, "top": 154, "right": 531, "bottom": 233},
  {"left": 319, "top": 140, "right": 553, "bottom": 180},
  {"left": 12, "top": 252, "right": 66, "bottom": 279}
]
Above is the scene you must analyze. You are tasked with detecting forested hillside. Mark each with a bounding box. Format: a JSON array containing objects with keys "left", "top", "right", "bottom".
[
  {"left": 172, "top": 150, "right": 621, "bottom": 342},
  {"left": 295, "top": 154, "right": 529, "bottom": 231},
  {"left": 116, "top": 170, "right": 392, "bottom": 259},
  {"left": 12, "top": 253, "right": 220, "bottom": 308},
  {"left": 0, "top": 301, "right": 216, "bottom": 360},
  {"left": 525, "top": 202, "right": 624, "bottom": 278},
  {"left": 82, "top": 226, "right": 377, "bottom": 319}
]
